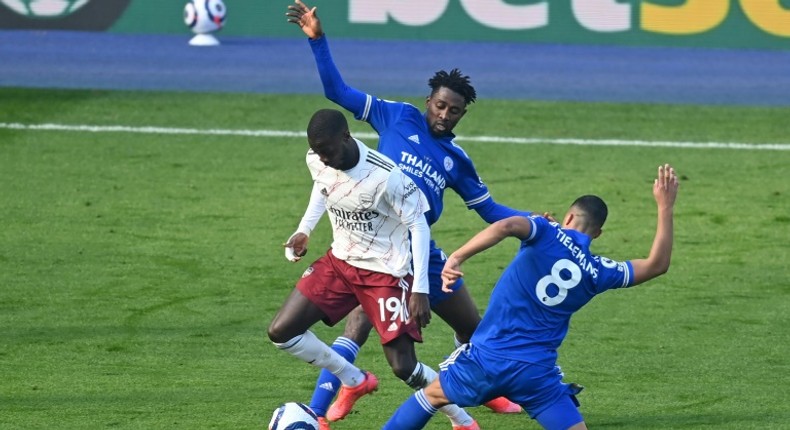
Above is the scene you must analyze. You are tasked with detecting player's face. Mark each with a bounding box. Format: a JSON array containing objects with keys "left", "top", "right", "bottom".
[
  {"left": 425, "top": 87, "right": 467, "bottom": 137},
  {"left": 310, "top": 133, "right": 358, "bottom": 171}
]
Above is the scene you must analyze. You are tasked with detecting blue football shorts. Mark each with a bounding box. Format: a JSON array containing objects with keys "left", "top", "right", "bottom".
[
  {"left": 439, "top": 344, "right": 583, "bottom": 429},
  {"left": 427, "top": 243, "right": 463, "bottom": 306}
]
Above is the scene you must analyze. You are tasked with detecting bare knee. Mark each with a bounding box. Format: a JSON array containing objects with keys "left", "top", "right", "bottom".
[
  {"left": 454, "top": 331, "right": 473, "bottom": 345},
  {"left": 267, "top": 290, "right": 323, "bottom": 344},
  {"left": 389, "top": 360, "right": 418, "bottom": 382},
  {"left": 382, "top": 339, "right": 418, "bottom": 381},
  {"left": 267, "top": 319, "right": 285, "bottom": 344},
  {"left": 267, "top": 317, "right": 299, "bottom": 344}
]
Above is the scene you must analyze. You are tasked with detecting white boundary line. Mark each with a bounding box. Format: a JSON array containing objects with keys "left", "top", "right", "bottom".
[{"left": 1, "top": 122, "right": 788, "bottom": 151}]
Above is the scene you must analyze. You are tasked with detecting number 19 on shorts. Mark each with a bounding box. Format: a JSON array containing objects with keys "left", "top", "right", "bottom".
[{"left": 378, "top": 297, "right": 406, "bottom": 322}]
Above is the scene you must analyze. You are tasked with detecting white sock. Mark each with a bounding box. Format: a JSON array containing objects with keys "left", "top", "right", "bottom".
[
  {"left": 405, "top": 362, "right": 474, "bottom": 426},
  {"left": 439, "top": 404, "right": 474, "bottom": 426},
  {"left": 274, "top": 331, "right": 365, "bottom": 387}
]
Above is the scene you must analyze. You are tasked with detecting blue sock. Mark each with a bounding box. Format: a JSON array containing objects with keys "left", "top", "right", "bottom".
[
  {"left": 382, "top": 390, "right": 437, "bottom": 430},
  {"left": 309, "top": 337, "right": 359, "bottom": 417}
]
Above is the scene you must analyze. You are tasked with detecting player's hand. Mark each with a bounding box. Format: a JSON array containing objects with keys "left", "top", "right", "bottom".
[
  {"left": 653, "top": 164, "right": 679, "bottom": 210},
  {"left": 441, "top": 255, "right": 464, "bottom": 292},
  {"left": 283, "top": 232, "right": 309, "bottom": 262},
  {"left": 542, "top": 211, "right": 557, "bottom": 223},
  {"left": 407, "top": 292, "right": 431, "bottom": 328},
  {"left": 286, "top": 0, "right": 324, "bottom": 40}
]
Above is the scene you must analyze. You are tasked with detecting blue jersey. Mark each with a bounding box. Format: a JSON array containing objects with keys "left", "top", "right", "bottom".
[
  {"left": 310, "top": 36, "right": 503, "bottom": 227},
  {"left": 472, "top": 215, "right": 635, "bottom": 367},
  {"left": 363, "top": 101, "right": 489, "bottom": 225}
]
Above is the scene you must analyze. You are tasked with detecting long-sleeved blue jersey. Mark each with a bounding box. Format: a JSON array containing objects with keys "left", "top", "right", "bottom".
[
  {"left": 309, "top": 35, "right": 525, "bottom": 226},
  {"left": 473, "top": 215, "right": 635, "bottom": 367}
]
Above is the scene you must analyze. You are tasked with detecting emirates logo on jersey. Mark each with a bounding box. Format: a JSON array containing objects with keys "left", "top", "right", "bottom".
[
  {"left": 329, "top": 206, "right": 380, "bottom": 221},
  {"left": 329, "top": 206, "right": 380, "bottom": 233}
]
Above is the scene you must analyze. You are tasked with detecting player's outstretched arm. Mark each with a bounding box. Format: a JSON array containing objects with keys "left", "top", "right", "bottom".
[
  {"left": 288, "top": 0, "right": 370, "bottom": 117},
  {"left": 630, "top": 164, "right": 679, "bottom": 286},
  {"left": 442, "top": 216, "right": 533, "bottom": 290},
  {"left": 286, "top": 0, "right": 324, "bottom": 40},
  {"left": 473, "top": 198, "right": 532, "bottom": 224}
]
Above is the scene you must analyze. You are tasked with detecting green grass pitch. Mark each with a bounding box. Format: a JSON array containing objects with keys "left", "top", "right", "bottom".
[{"left": 1, "top": 88, "right": 789, "bottom": 429}]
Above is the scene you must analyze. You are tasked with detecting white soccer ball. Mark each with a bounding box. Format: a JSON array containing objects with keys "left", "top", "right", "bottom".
[
  {"left": 1, "top": 0, "right": 89, "bottom": 17},
  {"left": 268, "top": 402, "right": 319, "bottom": 430},
  {"left": 183, "top": 0, "right": 226, "bottom": 35}
]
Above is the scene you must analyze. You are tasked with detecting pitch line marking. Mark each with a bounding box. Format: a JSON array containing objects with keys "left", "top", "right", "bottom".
[{"left": 1, "top": 122, "right": 788, "bottom": 151}]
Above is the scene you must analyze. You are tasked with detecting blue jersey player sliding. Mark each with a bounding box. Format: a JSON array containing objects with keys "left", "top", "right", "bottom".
[
  {"left": 382, "top": 164, "right": 680, "bottom": 430},
  {"left": 286, "top": 1, "right": 524, "bottom": 429}
]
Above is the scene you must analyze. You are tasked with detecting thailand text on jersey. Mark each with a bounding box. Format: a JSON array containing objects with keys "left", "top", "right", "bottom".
[{"left": 364, "top": 99, "right": 491, "bottom": 226}]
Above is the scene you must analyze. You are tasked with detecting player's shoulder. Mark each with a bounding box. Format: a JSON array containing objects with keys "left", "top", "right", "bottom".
[
  {"left": 399, "top": 101, "right": 420, "bottom": 112},
  {"left": 364, "top": 148, "right": 397, "bottom": 172},
  {"left": 391, "top": 102, "right": 427, "bottom": 124},
  {"left": 444, "top": 137, "right": 473, "bottom": 161},
  {"left": 520, "top": 215, "right": 566, "bottom": 249},
  {"left": 527, "top": 213, "right": 557, "bottom": 230},
  {"left": 373, "top": 97, "right": 415, "bottom": 112}
]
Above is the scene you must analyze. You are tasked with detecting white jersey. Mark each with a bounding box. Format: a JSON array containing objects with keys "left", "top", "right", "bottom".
[{"left": 302, "top": 139, "right": 430, "bottom": 284}]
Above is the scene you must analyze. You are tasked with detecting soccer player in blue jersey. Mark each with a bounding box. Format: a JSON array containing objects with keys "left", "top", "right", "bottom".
[
  {"left": 286, "top": 1, "right": 525, "bottom": 428},
  {"left": 381, "top": 164, "right": 680, "bottom": 430}
]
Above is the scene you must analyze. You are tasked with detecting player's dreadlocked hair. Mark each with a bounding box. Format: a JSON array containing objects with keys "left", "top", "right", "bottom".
[{"left": 428, "top": 68, "right": 477, "bottom": 105}]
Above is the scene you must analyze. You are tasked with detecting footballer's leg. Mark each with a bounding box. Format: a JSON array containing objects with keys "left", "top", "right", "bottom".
[
  {"left": 431, "top": 245, "right": 521, "bottom": 415},
  {"left": 534, "top": 395, "right": 587, "bottom": 430},
  {"left": 384, "top": 343, "right": 490, "bottom": 430},
  {"left": 268, "top": 290, "right": 369, "bottom": 388},
  {"left": 308, "top": 305, "right": 373, "bottom": 423},
  {"left": 341, "top": 306, "right": 374, "bottom": 345},
  {"left": 433, "top": 289, "right": 522, "bottom": 414},
  {"left": 269, "top": 253, "right": 370, "bottom": 420},
  {"left": 382, "top": 338, "right": 479, "bottom": 430},
  {"left": 431, "top": 284, "right": 479, "bottom": 345},
  {"left": 267, "top": 287, "right": 325, "bottom": 343},
  {"left": 426, "top": 246, "right": 480, "bottom": 346},
  {"left": 382, "top": 380, "right": 446, "bottom": 430}
]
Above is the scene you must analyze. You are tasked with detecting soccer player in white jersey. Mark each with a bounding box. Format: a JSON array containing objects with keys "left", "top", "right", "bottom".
[
  {"left": 381, "top": 164, "right": 680, "bottom": 430},
  {"left": 286, "top": 2, "right": 523, "bottom": 427},
  {"left": 268, "top": 109, "right": 476, "bottom": 428}
]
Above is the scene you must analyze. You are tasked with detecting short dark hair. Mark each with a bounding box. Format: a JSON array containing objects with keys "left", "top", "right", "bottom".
[
  {"left": 428, "top": 68, "right": 477, "bottom": 105},
  {"left": 307, "top": 109, "right": 348, "bottom": 142},
  {"left": 570, "top": 195, "right": 608, "bottom": 230}
]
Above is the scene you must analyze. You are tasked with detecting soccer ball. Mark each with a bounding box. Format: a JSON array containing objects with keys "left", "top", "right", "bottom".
[
  {"left": 0, "top": 0, "right": 89, "bottom": 17},
  {"left": 183, "top": 0, "right": 226, "bottom": 35},
  {"left": 268, "top": 402, "right": 319, "bottom": 430}
]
